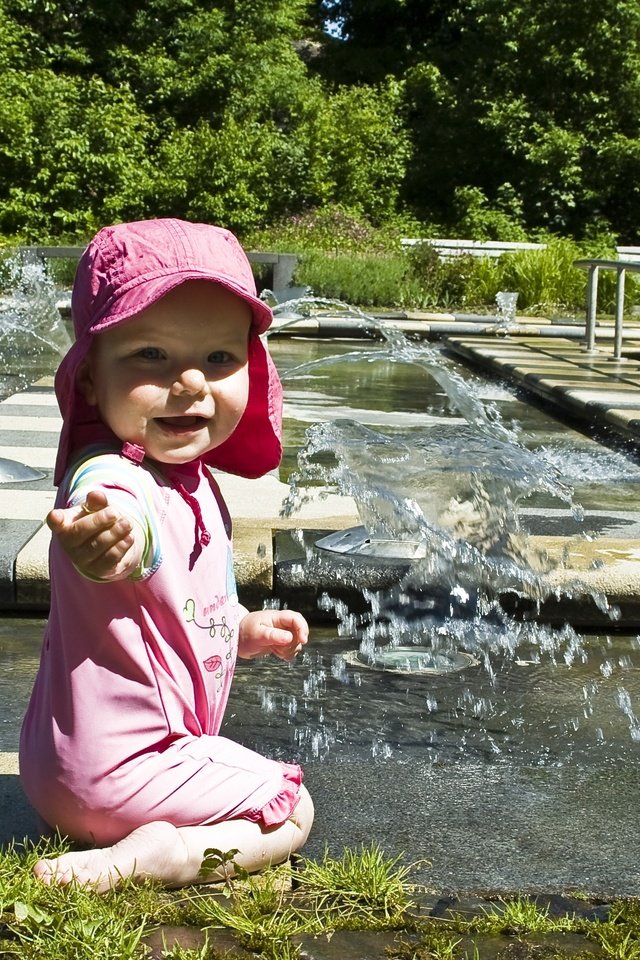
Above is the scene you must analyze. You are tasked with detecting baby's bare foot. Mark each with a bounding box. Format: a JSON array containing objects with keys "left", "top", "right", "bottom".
[{"left": 33, "top": 821, "right": 192, "bottom": 892}]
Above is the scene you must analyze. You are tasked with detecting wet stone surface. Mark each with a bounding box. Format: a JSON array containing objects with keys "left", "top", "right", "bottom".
[
  {"left": 296, "top": 928, "right": 404, "bottom": 959},
  {"left": 142, "top": 892, "right": 622, "bottom": 960}
]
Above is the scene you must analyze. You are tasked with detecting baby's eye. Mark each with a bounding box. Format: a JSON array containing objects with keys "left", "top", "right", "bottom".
[
  {"left": 135, "top": 347, "right": 163, "bottom": 360},
  {"left": 208, "top": 350, "right": 232, "bottom": 364}
]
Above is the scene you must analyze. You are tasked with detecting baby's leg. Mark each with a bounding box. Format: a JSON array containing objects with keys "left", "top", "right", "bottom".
[{"left": 33, "top": 786, "right": 314, "bottom": 893}]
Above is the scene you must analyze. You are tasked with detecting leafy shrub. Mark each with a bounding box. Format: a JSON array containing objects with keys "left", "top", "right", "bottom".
[
  {"left": 450, "top": 184, "right": 529, "bottom": 242},
  {"left": 496, "top": 237, "right": 637, "bottom": 313},
  {"left": 407, "top": 243, "right": 495, "bottom": 308},
  {"left": 497, "top": 239, "right": 586, "bottom": 311},
  {"left": 289, "top": 233, "right": 638, "bottom": 316},
  {"left": 0, "top": 69, "right": 156, "bottom": 242},
  {"left": 294, "top": 250, "right": 422, "bottom": 308},
  {"left": 244, "top": 204, "right": 413, "bottom": 256}
]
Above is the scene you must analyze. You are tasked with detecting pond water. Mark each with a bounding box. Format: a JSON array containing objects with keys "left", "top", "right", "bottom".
[
  {"left": 274, "top": 335, "right": 640, "bottom": 514},
  {"left": 2, "top": 280, "right": 640, "bottom": 893},
  {"left": 255, "top": 330, "right": 640, "bottom": 893},
  {"left": 2, "top": 615, "right": 639, "bottom": 893}
]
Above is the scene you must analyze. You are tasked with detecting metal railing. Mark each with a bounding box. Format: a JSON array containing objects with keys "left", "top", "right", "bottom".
[
  {"left": 18, "top": 246, "right": 299, "bottom": 292},
  {"left": 401, "top": 238, "right": 547, "bottom": 258},
  {"left": 573, "top": 257, "right": 640, "bottom": 360}
]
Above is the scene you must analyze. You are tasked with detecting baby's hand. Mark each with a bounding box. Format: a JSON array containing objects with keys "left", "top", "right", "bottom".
[
  {"left": 238, "top": 609, "right": 309, "bottom": 662},
  {"left": 46, "top": 489, "right": 142, "bottom": 581}
]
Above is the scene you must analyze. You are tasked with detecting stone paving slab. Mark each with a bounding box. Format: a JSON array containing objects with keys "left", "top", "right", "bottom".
[
  {"left": 439, "top": 334, "right": 640, "bottom": 623},
  {"left": 445, "top": 334, "right": 640, "bottom": 444},
  {"left": 0, "top": 520, "right": 41, "bottom": 605},
  {"left": 0, "top": 447, "right": 55, "bottom": 468},
  {"left": 605, "top": 408, "right": 640, "bottom": 430}
]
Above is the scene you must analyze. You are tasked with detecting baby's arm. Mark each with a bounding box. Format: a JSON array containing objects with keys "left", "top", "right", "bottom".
[
  {"left": 237, "top": 608, "right": 309, "bottom": 661},
  {"left": 47, "top": 488, "right": 145, "bottom": 582}
]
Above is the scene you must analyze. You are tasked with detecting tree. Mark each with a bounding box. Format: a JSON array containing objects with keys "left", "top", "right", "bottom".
[
  {"left": 0, "top": 68, "right": 155, "bottom": 238},
  {"left": 300, "top": 80, "right": 409, "bottom": 222},
  {"left": 402, "top": 0, "right": 640, "bottom": 237},
  {"left": 4, "top": 0, "right": 640, "bottom": 241},
  {"left": 310, "top": 0, "right": 457, "bottom": 83},
  {"left": 0, "top": 0, "right": 323, "bottom": 236}
]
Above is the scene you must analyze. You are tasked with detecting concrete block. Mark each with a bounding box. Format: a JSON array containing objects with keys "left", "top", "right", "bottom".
[{"left": 0, "top": 520, "right": 41, "bottom": 604}]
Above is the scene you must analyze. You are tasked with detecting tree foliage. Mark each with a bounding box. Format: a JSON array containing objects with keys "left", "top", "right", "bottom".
[
  {"left": 0, "top": 0, "right": 411, "bottom": 240},
  {"left": 315, "top": 0, "right": 640, "bottom": 241},
  {"left": 1, "top": 0, "right": 640, "bottom": 242}
]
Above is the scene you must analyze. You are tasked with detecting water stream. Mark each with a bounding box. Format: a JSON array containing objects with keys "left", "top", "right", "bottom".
[
  {"left": 276, "top": 301, "right": 627, "bottom": 689},
  {"left": 0, "top": 257, "right": 70, "bottom": 399},
  {"left": 263, "top": 306, "right": 640, "bottom": 889}
]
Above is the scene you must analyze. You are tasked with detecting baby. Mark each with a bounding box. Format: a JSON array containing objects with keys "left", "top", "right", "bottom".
[{"left": 19, "top": 219, "right": 314, "bottom": 891}]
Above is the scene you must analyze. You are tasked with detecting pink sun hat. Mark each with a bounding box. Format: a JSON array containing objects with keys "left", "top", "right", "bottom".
[{"left": 54, "top": 218, "right": 283, "bottom": 484}]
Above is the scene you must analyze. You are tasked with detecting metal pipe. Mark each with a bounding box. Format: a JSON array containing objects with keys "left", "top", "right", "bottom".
[
  {"left": 614, "top": 266, "right": 626, "bottom": 360},
  {"left": 585, "top": 264, "right": 599, "bottom": 351}
]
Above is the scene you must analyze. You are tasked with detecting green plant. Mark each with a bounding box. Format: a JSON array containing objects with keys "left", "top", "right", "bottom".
[
  {"left": 409, "top": 247, "right": 496, "bottom": 309},
  {"left": 496, "top": 239, "right": 593, "bottom": 312},
  {"left": 245, "top": 204, "right": 407, "bottom": 256},
  {"left": 451, "top": 184, "right": 528, "bottom": 242},
  {"left": 423, "top": 928, "right": 463, "bottom": 960},
  {"left": 462, "top": 896, "right": 576, "bottom": 936},
  {"left": 159, "top": 942, "right": 211, "bottom": 960},
  {"left": 194, "top": 892, "right": 309, "bottom": 958},
  {"left": 581, "top": 903, "right": 640, "bottom": 960},
  {"left": 1, "top": 884, "right": 152, "bottom": 959},
  {"left": 197, "top": 847, "right": 248, "bottom": 888},
  {"left": 295, "top": 843, "right": 414, "bottom": 921},
  {"left": 0, "top": 837, "right": 186, "bottom": 958},
  {"left": 184, "top": 844, "right": 415, "bottom": 953},
  {"left": 5, "top": 837, "right": 640, "bottom": 960},
  {"left": 293, "top": 249, "right": 420, "bottom": 308},
  {"left": 586, "top": 926, "right": 640, "bottom": 960}
]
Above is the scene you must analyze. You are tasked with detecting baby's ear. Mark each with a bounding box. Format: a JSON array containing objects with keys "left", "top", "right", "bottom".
[{"left": 76, "top": 358, "right": 98, "bottom": 405}]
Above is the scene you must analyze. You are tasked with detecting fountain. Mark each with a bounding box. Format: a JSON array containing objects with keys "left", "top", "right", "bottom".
[
  {"left": 495, "top": 289, "right": 519, "bottom": 327},
  {"left": 231, "top": 298, "right": 640, "bottom": 891},
  {"left": 0, "top": 254, "right": 70, "bottom": 483},
  {"left": 273, "top": 301, "right": 620, "bottom": 676}
]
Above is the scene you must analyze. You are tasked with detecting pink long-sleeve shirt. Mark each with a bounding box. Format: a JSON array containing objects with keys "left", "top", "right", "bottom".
[{"left": 20, "top": 448, "right": 301, "bottom": 845}]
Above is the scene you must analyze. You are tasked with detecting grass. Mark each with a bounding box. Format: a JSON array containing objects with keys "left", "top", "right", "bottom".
[
  {"left": 0, "top": 839, "right": 415, "bottom": 958},
  {"left": 293, "top": 843, "right": 415, "bottom": 923},
  {"left": 461, "top": 895, "right": 578, "bottom": 935},
  {"left": 1, "top": 839, "right": 640, "bottom": 959}
]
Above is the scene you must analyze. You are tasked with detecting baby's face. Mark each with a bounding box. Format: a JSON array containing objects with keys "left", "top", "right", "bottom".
[{"left": 77, "top": 280, "right": 252, "bottom": 466}]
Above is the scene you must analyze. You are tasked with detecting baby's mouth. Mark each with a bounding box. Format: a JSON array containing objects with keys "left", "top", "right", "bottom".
[{"left": 155, "top": 416, "right": 207, "bottom": 432}]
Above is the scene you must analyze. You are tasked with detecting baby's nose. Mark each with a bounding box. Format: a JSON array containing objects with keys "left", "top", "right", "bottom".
[{"left": 171, "top": 368, "right": 206, "bottom": 395}]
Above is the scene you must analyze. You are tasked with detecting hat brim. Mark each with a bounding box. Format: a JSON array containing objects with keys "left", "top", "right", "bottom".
[{"left": 90, "top": 270, "right": 273, "bottom": 336}]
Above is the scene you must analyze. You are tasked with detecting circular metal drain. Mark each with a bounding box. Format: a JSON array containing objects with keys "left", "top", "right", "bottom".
[
  {"left": 0, "top": 457, "right": 45, "bottom": 484},
  {"left": 344, "top": 645, "right": 479, "bottom": 675}
]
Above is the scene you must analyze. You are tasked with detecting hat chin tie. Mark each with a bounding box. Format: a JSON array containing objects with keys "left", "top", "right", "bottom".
[
  {"left": 117, "top": 438, "right": 211, "bottom": 568},
  {"left": 121, "top": 442, "right": 146, "bottom": 464}
]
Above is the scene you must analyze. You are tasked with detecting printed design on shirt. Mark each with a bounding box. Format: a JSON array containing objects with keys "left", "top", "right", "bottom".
[
  {"left": 203, "top": 654, "right": 223, "bottom": 674},
  {"left": 183, "top": 596, "right": 235, "bottom": 681},
  {"left": 183, "top": 598, "right": 233, "bottom": 640}
]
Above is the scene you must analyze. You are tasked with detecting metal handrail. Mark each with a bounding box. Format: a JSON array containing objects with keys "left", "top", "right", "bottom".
[
  {"left": 573, "top": 257, "right": 640, "bottom": 360},
  {"left": 17, "top": 245, "right": 299, "bottom": 292}
]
